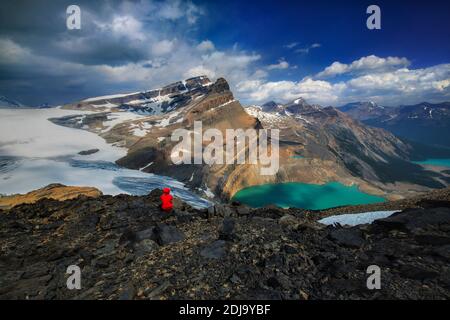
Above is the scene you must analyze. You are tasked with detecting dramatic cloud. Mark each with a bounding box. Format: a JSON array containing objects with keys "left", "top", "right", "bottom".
[
  {"left": 0, "top": 1, "right": 449, "bottom": 108},
  {"left": 0, "top": 0, "right": 259, "bottom": 105},
  {"left": 236, "top": 78, "right": 344, "bottom": 105},
  {"left": 236, "top": 59, "right": 450, "bottom": 106}
]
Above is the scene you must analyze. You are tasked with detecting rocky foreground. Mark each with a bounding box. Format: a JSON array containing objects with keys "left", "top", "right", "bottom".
[{"left": 0, "top": 188, "right": 449, "bottom": 300}]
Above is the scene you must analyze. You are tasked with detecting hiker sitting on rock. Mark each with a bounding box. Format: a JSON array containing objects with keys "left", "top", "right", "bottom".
[{"left": 160, "top": 187, "right": 174, "bottom": 212}]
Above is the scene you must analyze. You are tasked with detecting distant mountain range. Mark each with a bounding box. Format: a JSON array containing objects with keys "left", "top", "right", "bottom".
[
  {"left": 0, "top": 95, "right": 53, "bottom": 109},
  {"left": 50, "top": 77, "right": 450, "bottom": 200},
  {"left": 339, "top": 101, "right": 450, "bottom": 148},
  {"left": 0, "top": 95, "right": 25, "bottom": 108}
]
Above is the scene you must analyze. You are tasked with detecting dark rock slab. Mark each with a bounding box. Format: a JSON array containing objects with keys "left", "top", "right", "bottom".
[
  {"left": 200, "top": 240, "right": 226, "bottom": 259},
  {"left": 78, "top": 149, "right": 99, "bottom": 156},
  {"left": 328, "top": 228, "right": 364, "bottom": 248},
  {"left": 154, "top": 223, "right": 184, "bottom": 245}
]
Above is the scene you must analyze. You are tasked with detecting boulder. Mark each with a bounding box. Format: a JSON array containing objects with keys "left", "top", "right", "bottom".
[
  {"left": 136, "top": 227, "right": 155, "bottom": 241},
  {"left": 154, "top": 223, "right": 185, "bottom": 245}
]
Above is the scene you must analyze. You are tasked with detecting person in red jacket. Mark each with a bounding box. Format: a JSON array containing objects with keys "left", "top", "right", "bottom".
[{"left": 160, "top": 187, "right": 173, "bottom": 212}]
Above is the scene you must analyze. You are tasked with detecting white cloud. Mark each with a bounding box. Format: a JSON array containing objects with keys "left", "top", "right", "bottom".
[
  {"left": 236, "top": 78, "right": 344, "bottom": 105},
  {"left": 284, "top": 42, "right": 299, "bottom": 49},
  {"left": 186, "top": 2, "right": 204, "bottom": 24},
  {"left": 152, "top": 39, "right": 175, "bottom": 56},
  {"left": 111, "top": 15, "right": 145, "bottom": 41},
  {"left": 295, "top": 43, "right": 322, "bottom": 54},
  {"left": 197, "top": 40, "right": 215, "bottom": 51},
  {"left": 316, "top": 55, "right": 410, "bottom": 78},
  {"left": 93, "top": 15, "right": 146, "bottom": 42},
  {"left": 267, "top": 59, "right": 289, "bottom": 70},
  {"left": 184, "top": 65, "right": 216, "bottom": 79},
  {"left": 252, "top": 69, "right": 269, "bottom": 79},
  {"left": 237, "top": 62, "right": 450, "bottom": 106},
  {"left": 156, "top": 0, "right": 203, "bottom": 24}
]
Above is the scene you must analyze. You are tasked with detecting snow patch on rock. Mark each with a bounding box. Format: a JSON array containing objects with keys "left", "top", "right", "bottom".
[{"left": 318, "top": 210, "right": 400, "bottom": 226}]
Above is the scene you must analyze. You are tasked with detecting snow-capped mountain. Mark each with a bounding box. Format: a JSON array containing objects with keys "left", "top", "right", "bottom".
[
  {"left": 260, "top": 100, "right": 284, "bottom": 112},
  {"left": 249, "top": 97, "right": 322, "bottom": 117},
  {"left": 247, "top": 97, "right": 329, "bottom": 126},
  {"left": 65, "top": 76, "right": 212, "bottom": 115}
]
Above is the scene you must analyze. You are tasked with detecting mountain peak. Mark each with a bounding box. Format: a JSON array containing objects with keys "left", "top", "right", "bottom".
[
  {"left": 293, "top": 97, "right": 307, "bottom": 105},
  {"left": 209, "top": 77, "right": 230, "bottom": 94},
  {"left": 284, "top": 97, "right": 321, "bottom": 114},
  {"left": 261, "top": 100, "right": 282, "bottom": 112}
]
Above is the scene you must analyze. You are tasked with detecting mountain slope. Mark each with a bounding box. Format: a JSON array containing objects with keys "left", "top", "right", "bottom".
[{"left": 340, "top": 101, "right": 450, "bottom": 148}]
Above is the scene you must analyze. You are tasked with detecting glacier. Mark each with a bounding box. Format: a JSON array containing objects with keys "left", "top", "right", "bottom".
[{"left": 0, "top": 108, "right": 210, "bottom": 208}]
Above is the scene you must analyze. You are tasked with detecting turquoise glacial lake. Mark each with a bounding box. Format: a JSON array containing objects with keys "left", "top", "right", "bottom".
[
  {"left": 232, "top": 181, "right": 385, "bottom": 210},
  {"left": 412, "top": 158, "right": 450, "bottom": 168}
]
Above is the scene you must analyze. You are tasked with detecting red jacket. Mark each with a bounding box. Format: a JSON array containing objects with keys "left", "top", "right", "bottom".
[{"left": 160, "top": 187, "right": 173, "bottom": 211}]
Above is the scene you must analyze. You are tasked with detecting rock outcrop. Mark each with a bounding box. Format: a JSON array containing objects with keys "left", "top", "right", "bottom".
[{"left": 0, "top": 184, "right": 102, "bottom": 209}]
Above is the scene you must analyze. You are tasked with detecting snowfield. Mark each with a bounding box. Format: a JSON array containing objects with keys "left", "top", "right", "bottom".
[
  {"left": 82, "top": 92, "right": 141, "bottom": 102},
  {"left": 0, "top": 108, "right": 210, "bottom": 208},
  {"left": 318, "top": 210, "right": 400, "bottom": 226},
  {"left": 0, "top": 108, "right": 126, "bottom": 161}
]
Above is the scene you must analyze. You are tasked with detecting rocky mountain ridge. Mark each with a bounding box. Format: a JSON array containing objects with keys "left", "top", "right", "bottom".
[
  {"left": 339, "top": 101, "right": 388, "bottom": 121},
  {"left": 64, "top": 75, "right": 213, "bottom": 114},
  {"left": 1, "top": 187, "right": 449, "bottom": 299}
]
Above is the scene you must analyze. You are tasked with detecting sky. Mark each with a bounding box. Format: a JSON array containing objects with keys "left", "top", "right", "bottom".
[{"left": 0, "top": 0, "right": 449, "bottom": 107}]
